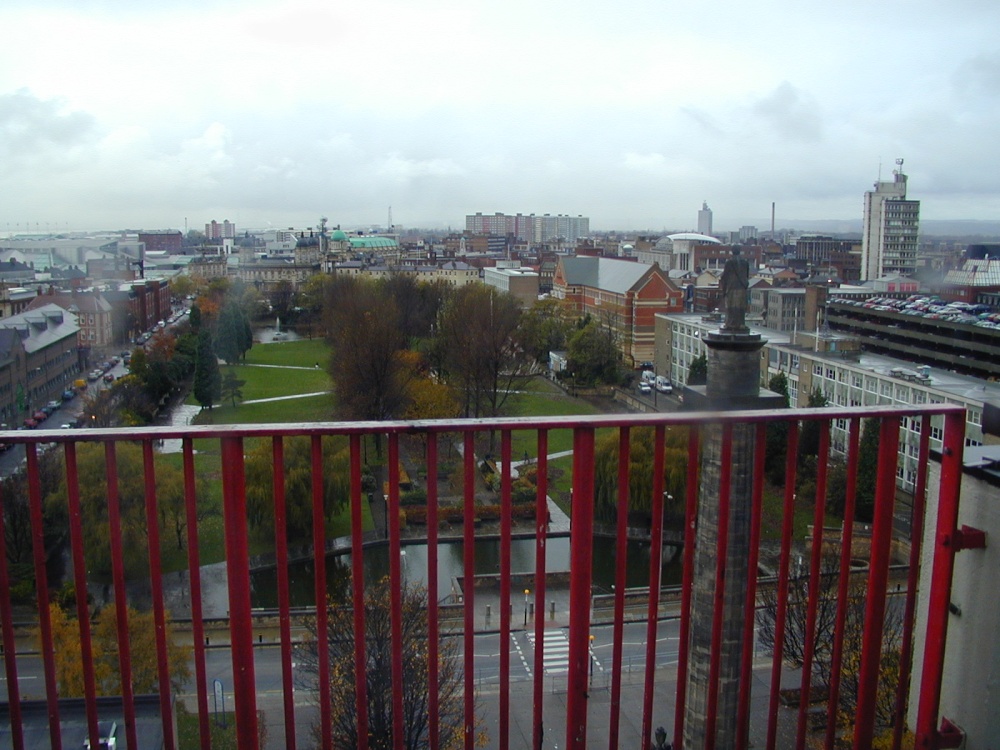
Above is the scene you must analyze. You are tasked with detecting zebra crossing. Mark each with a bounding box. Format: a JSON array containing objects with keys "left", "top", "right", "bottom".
[{"left": 515, "top": 629, "right": 602, "bottom": 677}]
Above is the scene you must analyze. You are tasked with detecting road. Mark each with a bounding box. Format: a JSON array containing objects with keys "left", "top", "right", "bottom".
[{"left": 2, "top": 618, "right": 789, "bottom": 749}]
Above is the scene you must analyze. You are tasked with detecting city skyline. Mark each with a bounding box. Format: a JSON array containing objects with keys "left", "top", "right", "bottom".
[{"left": 2, "top": 0, "right": 999, "bottom": 232}]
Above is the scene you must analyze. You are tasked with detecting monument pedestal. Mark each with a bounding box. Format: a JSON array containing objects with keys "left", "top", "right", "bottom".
[{"left": 682, "top": 329, "right": 783, "bottom": 749}]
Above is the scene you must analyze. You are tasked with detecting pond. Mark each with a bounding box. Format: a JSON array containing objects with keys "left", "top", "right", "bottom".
[{"left": 249, "top": 535, "right": 684, "bottom": 608}]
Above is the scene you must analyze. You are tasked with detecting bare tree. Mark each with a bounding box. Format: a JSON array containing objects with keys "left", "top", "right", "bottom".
[
  {"left": 435, "top": 285, "right": 527, "bottom": 422},
  {"left": 756, "top": 554, "right": 905, "bottom": 729},
  {"left": 295, "top": 577, "right": 475, "bottom": 749},
  {"left": 324, "top": 276, "right": 410, "bottom": 429}
]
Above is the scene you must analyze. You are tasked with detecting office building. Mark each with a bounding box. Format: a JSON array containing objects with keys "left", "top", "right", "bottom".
[
  {"left": 697, "top": 201, "right": 713, "bottom": 235},
  {"left": 861, "top": 160, "right": 920, "bottom": 280},
  {"left": 465, "top": 212, "right": 590, "bottom": 243}
]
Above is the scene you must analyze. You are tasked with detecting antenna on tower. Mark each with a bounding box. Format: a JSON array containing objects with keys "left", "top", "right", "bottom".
[
  {"left": 894, "top": 157, "right": 904, "bottom": 176},
  {"left": 387, "top": 206, "right": 393, "bottom": 232}
]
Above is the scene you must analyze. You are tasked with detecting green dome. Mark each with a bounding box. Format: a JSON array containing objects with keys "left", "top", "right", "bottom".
[{"left": 331, "top": 229, "right": 349, "bottom": 241}]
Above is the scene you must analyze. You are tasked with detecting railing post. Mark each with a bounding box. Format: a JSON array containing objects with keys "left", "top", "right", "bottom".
[
  {"left": 532, "top": 430, "right": 549, "bottom": 750},
  {"left": 566, "top": 426, "right": 595, "bottom": 750},
  {"left": 220, "top": 436, "right": 259, "bottom": 749},
  {"left": 27, "top": 444, "right": 62, "bottom": 750},
  {"left": 915, "top": 410, "right": 967, "bottom": 746},
  {"left": 853, "top": 417, "right": 901, "bottom": 749}
]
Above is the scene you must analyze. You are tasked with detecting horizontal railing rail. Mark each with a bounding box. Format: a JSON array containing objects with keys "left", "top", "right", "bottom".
[{"left": 0, "top": 403, "right": 967, "bottom": 750}]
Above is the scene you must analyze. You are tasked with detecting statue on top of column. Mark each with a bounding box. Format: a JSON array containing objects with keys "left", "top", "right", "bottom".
[{"left": 720, "top": 247, "right": 750, "bottom": 333}]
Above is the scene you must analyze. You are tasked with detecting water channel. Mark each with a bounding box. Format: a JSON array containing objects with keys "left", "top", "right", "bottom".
[{"left": 248, "top": 536, "right": 684, "bottom": 609}]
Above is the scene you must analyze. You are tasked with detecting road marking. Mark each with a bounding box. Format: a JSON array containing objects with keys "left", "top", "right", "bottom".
[
  {"left": 510, "top": 633, "right": 531, "bottom": 676},
  {"left": 523, "top": 629, "right": 599, "bottom": 676}
]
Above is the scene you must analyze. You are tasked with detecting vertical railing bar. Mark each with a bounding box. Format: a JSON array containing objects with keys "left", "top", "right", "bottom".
[
  {"left": 220, "top": 436, "right": 260, "bottom": 749},
  {"left": 271, "top": 437, "right": 296, "bottom": 750},
  {"left": 608, "top": 426, "right": 631, "bottom": 750},
  {"left": 914, "top": 410, "right": 966, "bottom": 744},
  {"left": 462, "top": 430, "right": 476, "bottom": 750},
  {"left": 825, "top": 417, "right": 861, "bottom": 750},
  {"left": 532, "top": 430, "right": 549, "bottom": 750},
  {"left": 349, "top": 434, "right": 369, "bottom": 750},
  {"left": 796, "top": 423, "right": 831, "bottom": 747},
  {"left": 181, "top": 437, "right": 212, "bottom": 750},
  {"left": 0, "top": 473, "right": 25, "bottom": 750},
  {"left": 765, "top": 422, "right": 799, "bottom": 750},
  {"left": 498, "top": 430, "right": 513, "bottom": 750},
  {"left": 105, "top": 442, "right": 138, "bottom": 750},
  {"left": 641, "top": 426, "right": 666, "bottom": 747},
  {"left": 142, "top": 440, "right": 176, "bottom": 750},
  {"left": 425, "top": 433, "right": 440, "bottom": 750},
  {"left": 704, "top": 424, "right": 734, "bottom": 750},
  {"left": 673, "top": 427, "right": 702, "bottom": 750},
  {"left": 63, "top": 442, "right": 102, "bottom": 750},
  {"left": 309, "top": 434, "right": 330, "bottom": 750},
  {"left": 566, "top": 426, "right": 596, "bottom": 750},
  {"left": 852, "top": 417, "right": 901, "bottom": 750},
  {"left": 387, "top": 433, "right": 405, "bottom": 750},
  {"left": 26, "top": 443, "right": 62, "bottom": 750},
  {"left": 891, "top": 414, "right": 931, "bottom": 750},
  {"left": 736, "top": 422, "right": 767, "bottom": 750}
]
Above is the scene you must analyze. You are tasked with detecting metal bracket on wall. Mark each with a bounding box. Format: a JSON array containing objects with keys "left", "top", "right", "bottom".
[
  {"left": 935, "top": 717, "right": 965, "bottom": 749},
  {"left": 950, "top": 525, "right": 986, "bottom": 552}
]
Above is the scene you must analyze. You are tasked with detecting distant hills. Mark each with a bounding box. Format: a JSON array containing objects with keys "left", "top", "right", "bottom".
[{"left": 773, "top": 219, "right": 1000, "bottom": 239}]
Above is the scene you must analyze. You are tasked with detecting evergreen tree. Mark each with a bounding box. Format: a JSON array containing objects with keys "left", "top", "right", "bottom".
[
  {"left": 687, "top": 353, "right": 708, "bottom": 386},
  {"left": 221, "top": 369, "right": 246, "bottom": 408},
  {"left": 215, "top": 300, "right": 253, "bottom": 364},
  {"left": 798, "top": 386, "right": 830, "bottom": 462},
  {"left": 188, "top": 303, "right": 202, "bottom": 332},
  {"left": 855, "top": 418, "right": 880, "bottom": 522},
  {"left": 193, "top": 329, "right": 221, "bottom": 409},
  {"left": 765, "top": 372, "right": 791, "bottom": 485},
  {"left": 566, "top": 318, "right": 623, "bottom": 386}
]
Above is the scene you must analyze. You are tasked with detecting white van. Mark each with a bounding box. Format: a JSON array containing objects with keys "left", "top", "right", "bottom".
[
  {"left": 655, "top": 376, "right": 673, "bottom": 394},
  {"left": 641, "top": 370, "right": 657, "bottom": 385}
]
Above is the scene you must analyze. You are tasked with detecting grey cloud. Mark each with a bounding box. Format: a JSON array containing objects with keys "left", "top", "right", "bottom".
[
  {"left": 749, "top": 82, "right": 823, "bottom": 143},
  {"left": 953, "top": 52, "right": 1000, "bottom": 99},
  {"left": 0, "top": 89, "right": 96, "bottom": 161}
]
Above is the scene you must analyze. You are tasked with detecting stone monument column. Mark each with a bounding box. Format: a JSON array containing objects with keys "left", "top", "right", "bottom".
[{"left": 681, "top": 249, "right": 784, "bottom": 748}]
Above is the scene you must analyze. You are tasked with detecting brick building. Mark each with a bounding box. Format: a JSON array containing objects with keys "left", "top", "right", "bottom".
[{"left": 553, "top": 256, "right": 682, "bottom": 366}]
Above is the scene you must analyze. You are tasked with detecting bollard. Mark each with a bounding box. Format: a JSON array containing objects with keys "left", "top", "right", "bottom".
[
  {"left": 550, "top": 601, "right": 556, "bottom": 619},
  {"left": 205, "top": 636, "right": 210, "bottom": 646},
  {"left": 258, "top": 634, "right": 263, "bottom": 644}
]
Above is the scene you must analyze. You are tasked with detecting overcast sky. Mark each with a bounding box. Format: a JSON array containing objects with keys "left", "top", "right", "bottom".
[{"left": 2, "top": 0, "right": 999, "bottom": 234}]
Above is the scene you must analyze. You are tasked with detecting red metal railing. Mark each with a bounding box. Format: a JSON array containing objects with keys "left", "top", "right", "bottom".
[{"left": 0, "top": 404, "right": 968, "bottom": 749}]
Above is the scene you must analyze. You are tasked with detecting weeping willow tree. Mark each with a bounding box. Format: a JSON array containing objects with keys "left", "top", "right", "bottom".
[
  {"left": 593, "top": 426, "right": 689, "bottom": 524},
  {"left": 244, "top": 435, "right": 351, "bottom": 544}
]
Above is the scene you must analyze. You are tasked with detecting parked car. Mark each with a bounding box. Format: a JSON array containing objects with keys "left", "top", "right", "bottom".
[
  {"left": 62, "top": 389, "right": 76, "bottom": 401},
  {"left": 22, "top": 418, "right": 37, "bottom": 429},
  {"left": 103, "top": 373, "right": 115, "bottom": 383},
  {"left": 637, "top": 381, "right": 652, "bottom": 395},
  {"left": 32, "top": 410, "right": 48, "bottom": 422}
]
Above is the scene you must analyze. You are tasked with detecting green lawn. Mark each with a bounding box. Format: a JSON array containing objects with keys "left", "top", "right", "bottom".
[
  {"left": 508, "top": 382, "right": 604, "bottom": 457},
  {"left": 220, "top": 364, "right": 330, "bottom": 402},
  {"left": 760, "top": 485, "right": 841, "bottom": 543},
  {"left": 243, "top": 338, "right": 330, "bottom": 368},
  {"left": 194, "top": 393, "right": 336, "bottom": 425}
]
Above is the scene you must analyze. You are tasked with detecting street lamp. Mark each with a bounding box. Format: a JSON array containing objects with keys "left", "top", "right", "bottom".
[
  {"left": 524, "top": 589, "right": 530, "bottom": 627},
  {"left": 589, "top": 634, "right": 595, "bottom": 686}
]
